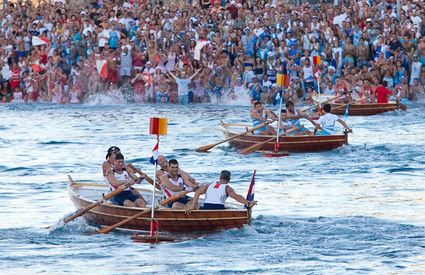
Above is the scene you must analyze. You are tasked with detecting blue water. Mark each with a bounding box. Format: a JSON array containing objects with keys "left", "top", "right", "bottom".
[{"left": 0, "top": 101, "right": 424, "bottom": 274}]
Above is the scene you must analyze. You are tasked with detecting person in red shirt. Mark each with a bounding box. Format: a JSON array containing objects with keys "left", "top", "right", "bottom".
[{"left": 374, "top": 81, "right": 392, "bottom": 103}]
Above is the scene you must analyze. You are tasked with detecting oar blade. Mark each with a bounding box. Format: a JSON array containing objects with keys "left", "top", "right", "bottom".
[{"left": 195, "top": 144, "right": 215, "bottom": 153}]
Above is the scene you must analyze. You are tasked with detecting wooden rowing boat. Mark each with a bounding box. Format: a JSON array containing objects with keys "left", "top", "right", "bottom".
[
  {"left": 313, "top": 94, "right": 402, "bottom": 116},
  {"left": 329, "top": 102, "right": 399, "bottom": 116},
  {"left": 220, "top": 123, "right": 348, "bottom": 153},
  {"left": 68, "top": 178, "right": 251, "bottom": 233}
]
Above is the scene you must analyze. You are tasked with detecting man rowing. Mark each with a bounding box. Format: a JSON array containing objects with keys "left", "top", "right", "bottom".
[
  {"left": 156, "top": 154, "right": 196, "bottom": 187},
  {"left": 250, "top": 101, "right": 278, "bottom": 135},
  {"left": 285, "top": 101, "right": 312, "bottom": 135},
  {"left": 186, "top": 170, "right": 256, "bottom": 211},
  {"left": 159, "top": 159, "right": 199, "bottom": 209},
  {"left": 102, "top": 146, "right": 147, "bottom": 179},
  {"left": 313, "top": 103, "right": 352, "bottom": 135},
  {"left": 106, "top": 153, "right": 147, "bottom": 207}
]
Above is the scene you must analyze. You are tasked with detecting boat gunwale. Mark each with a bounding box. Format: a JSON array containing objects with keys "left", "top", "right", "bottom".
[{"left": 68, "top": 181, "right": 248, "bottom": 213}]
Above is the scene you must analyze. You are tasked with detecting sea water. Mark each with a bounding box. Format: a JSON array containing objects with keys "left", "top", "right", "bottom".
[{"left": 0, "top": 101, "right": 424, "bottom": 274}]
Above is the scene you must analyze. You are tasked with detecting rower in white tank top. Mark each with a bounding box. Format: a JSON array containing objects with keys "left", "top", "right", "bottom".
[
  {"left": 204, "top": 182, "right": 228, "bottom": 206},
  {"left": 109, "top": 168, "right": 132, "bottom": 191},
  {"left": 162, "top": 172, "right": 185, "bottom": 198}
]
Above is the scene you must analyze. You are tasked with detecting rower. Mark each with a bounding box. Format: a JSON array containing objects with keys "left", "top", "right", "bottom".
[
  {"left": 186, "top": 170, "right": 256, "bottom": 211},
  {"left": 102, "top": 146, "right": 147, "bottom": 179},
  {"left": 159, "top": 159, "right": 198, "bottom": 209},
  {"left": 250, "top": 101, "right": 277, "bottom": 135},
  {"left": 285, "top": 101, "right": 311, "bottom": 135},
  {"left": 106, "top": 153, "right": 147, "bottom": 207},
  {"left": 156, "top": 154, "right": 196, "bottom": 187},
  {"left": 313, "top": 103, "right": 352, "bottom": 135}
]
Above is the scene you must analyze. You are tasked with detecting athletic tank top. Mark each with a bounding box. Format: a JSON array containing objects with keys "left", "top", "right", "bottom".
[
  {"left": 204, "top": 182, "right": 228, "bottom": 205},
  {"left": 252, "top": 110, "right": 267, "bottom": 127},
  {"left": 109, "top": 168, "right": 131, "bottom": 191},
  {"left": 162, "top": 173, "right": 184, "bottom": 198}
]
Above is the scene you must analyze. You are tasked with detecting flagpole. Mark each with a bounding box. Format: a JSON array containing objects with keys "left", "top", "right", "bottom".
[
  {"left": 150, "top": 135, "right": 159, "bottom": 236},
  {"left": 275, "top": 88, "right": 284, "bottom": 151}
]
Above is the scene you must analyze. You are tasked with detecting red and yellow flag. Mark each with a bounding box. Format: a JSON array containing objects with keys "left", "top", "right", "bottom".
[
  {"left": 282, "top": 74, "right": 290, "bottom": 87},
  {"left": 276, "top": 74, "right": 290, "bottom": 87},
  {"left": 149, "top": 118, "right": 168, "bottom": 135},
  {"left": 313, "top": 56, "right": 321, "bottom": 65}
]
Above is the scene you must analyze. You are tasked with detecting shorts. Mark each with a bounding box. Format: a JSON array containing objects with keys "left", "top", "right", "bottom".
[
  {"left": 167, "top": 195, "right": 190, "bottom": 208},
  {"left": 111, "top": 190, "right": 138, "bottom": 205},
  {"left": 201, "top": 203, "right": 225, "bottom": 210}
]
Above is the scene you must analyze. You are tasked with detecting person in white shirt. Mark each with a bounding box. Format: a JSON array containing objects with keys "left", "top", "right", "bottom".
[
  {"left": 186, "top": 170, "right": 256, "bottom": 211},
  {"left": 313, "top": 103, "right": 352, "bottom": 135}
]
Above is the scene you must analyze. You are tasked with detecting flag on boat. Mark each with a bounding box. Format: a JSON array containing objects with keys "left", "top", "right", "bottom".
[
  {"left": 312, "top": 55, "right": 321, "bottom": 65},
  {"left": 32, "top": 36, "right": 50, "bottom": 46},
  {"left": 277, "top": 74, "right": 290, "bottom": 87},
  {"left": 344, "top": 104, "right": 350, "bottom": 119},
  {"left": 194, "top": 39, "right": 210, "bottom": 61},
  {"left": 246, "top": 170, "right": 256, "bottom": 202},
  {"left": 313, "top": 67, "right": 321, "bottom": 80},
  {"left": 149, "top": 140, "right": 159, "bottom": 165},
  {"left": 275, "top": 92, "right": 281, "bottom": 101},
  {"left": 96, "top": 60, "right": 108, "bottom": 79}
]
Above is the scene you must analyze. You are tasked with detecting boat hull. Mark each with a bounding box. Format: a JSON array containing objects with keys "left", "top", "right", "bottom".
[
  {"left": 68, "top": 182, "right": 250, "bottom": 233},
  {"left": 221, "top": 124, "right": 348, "bottom": 153},
  {"left": 330, "top": 103, "right": 399, "bottom": 116}
]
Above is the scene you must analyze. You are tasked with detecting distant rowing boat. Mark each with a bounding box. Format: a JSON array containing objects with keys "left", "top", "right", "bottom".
[
  {"left": 220, "top": 123, "right": 348, "bottom": 153},
  {"left": 313, "top": 95, "right": 405, "bottom": 116},
  {"left": 68, "top": 177, "right": 251, "bottom": 233}
]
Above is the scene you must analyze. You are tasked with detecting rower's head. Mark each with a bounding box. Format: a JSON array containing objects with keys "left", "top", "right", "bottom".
[
  {"left": 168, "top": 159, "right": 179, "bottom": 176},
  {"left": 219, "top": 170, "right": 231, "bottom": 183},
  {"left": 106, "top": 146, "right": 121, "bottom": 160},
  {"left": 280, "top": 109, "right": 288, "bottom": 120},
  {"left": 114, "top": 153, "right": 125, "bottom": 168},
  {"left": 158, "top": 155, "right": 168, "bottom": 169},
  {"left": 285, "top": 100, "right": 294, "bottom": 111},
  {"left": 254, "top": 101, "right": 263, "bottom": 112},
  {"left": 323, "top": 103, "right": 331, "bottom": 113}
]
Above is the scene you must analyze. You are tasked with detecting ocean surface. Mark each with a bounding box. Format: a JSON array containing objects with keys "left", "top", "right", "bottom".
[{"left": 0, "top": 99, "right": 424, "bottom": 274}]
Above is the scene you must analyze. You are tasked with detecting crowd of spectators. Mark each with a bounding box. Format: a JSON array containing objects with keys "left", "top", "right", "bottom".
[{"left": 0, "top": 0, "right": 423, "bottom": 104}]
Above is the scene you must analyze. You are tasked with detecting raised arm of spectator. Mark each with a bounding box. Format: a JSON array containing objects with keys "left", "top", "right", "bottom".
[{"left": 189, "top": 68, "right": 202, "bottom": 80}]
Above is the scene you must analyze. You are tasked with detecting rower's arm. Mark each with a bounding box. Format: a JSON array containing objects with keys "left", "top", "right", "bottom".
[
  {"left": 226, "top": 186, "right": 250, "bottom": 206},
  {"left": 160, "top": 174, "right": 185, "bottom": 192},
  {"left": 188, "top": 184, "right": 209, "bottom": 210},
  {"left": 180, "top": 169, "right": 196, "bottom": 186},
  {"left": 337, "top": 118, "right": 352, "bottom": 132},
  {"left": 102, "top": 161, "right": 111, "bottom": 177},
  {"left": 106, "top": 172, "right": 133, "bottom": 189}
]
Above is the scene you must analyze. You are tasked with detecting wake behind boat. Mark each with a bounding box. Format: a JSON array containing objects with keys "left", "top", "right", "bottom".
[{"left": 67, "top": 177, "right": 251, "bottom": 233}]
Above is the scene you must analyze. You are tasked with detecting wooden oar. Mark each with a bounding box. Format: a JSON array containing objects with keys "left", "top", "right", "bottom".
[
  {"left": 96, "top": 208, "right": 152, "bottom": 234},
  {"left": 196, "top": 120, "right": 276, "bottom": 152},
  {"left": 46, "top": 179, "right": 137, "bottom": 229},
  {"left": 96, "top": 192, "right": 191, "bottom": 234},
  {"left": 140, "top": 172, "right": 161, "bottom": 190},
  {"left": 303, "top": 94, "right": 344, "bottom": 113},
  {"left": 240, "top": 128, "right": 298, "bottom": 155},
  {"left": 160, "top": 190, "right": 190, "bottom": 206}
]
